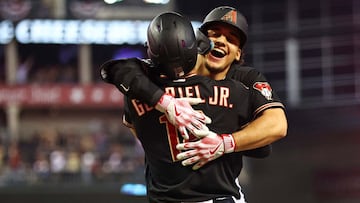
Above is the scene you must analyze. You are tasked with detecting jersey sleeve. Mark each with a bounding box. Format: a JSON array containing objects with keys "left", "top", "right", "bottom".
[
  {"left": 250, "top": 81, "right": 285, "bottom": 118},
  {"left": 227, "top": 64, "right": 285, "bottom": 117},
  {"left": 227, "top": 65, "right": 282, "bottom": 101},
  {"left": 100, "top": 58, "right": 164, "bottom": 106},
  {"left": 227, "top": 65, "right": 268, "bottom": 86}
]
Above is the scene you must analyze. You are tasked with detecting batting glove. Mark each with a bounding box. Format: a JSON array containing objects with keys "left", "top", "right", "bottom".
[
  {"left": 156, "top": 93, "right": 212, "bottom": 140},
  {"left": 176, "top": 131, "right": 235, "bottom": 170}
]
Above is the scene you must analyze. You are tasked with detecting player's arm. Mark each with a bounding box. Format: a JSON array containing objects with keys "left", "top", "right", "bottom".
[
  {"left": 232, "top": 107, "right": 287, "bottom": 151},
  {"left": 100, "top": 30, "right": 212, "bottom": 106},
  {"left": 100, "top": 57, "right": 211, "bottom": 139},
  {"left": 176, "top": 75, "right": 288, "bottom": 169},
  {"left": 176, "top": 107, "right": 287, "bottom": 170},
  {"left": 228, "top": 65, "right": 287, "bottom": 155},
  {"left": 100, "top": 58, "right": 164, "bottom": 106}
]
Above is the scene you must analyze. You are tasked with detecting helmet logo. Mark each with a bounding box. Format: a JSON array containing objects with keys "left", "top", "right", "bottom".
[
  {"left": 221, "top": 10, "right": 237, "bottom": 24},
  {"left": 253, "top": 82, "right": 273, "bottom": 100}
]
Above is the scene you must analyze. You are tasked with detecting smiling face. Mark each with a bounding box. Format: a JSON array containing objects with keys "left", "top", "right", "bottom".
[{"left": 202, "top": 23, "right": 242, "bottom": 80}]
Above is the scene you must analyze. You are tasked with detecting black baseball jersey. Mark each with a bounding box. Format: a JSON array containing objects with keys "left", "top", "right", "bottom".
[
  {"left": 101, "top": 58, "right": 284, "bottom": 159},
  {"left": 123, "top": 68, "right": 284, "bottom": 202}
]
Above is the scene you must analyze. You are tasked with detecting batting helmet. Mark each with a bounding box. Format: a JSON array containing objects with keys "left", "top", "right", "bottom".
[
  {"left": 199, "top": 6, "right": 248, "bottom": 48},
  {"left": 146, "top": 12, "right": 197, "bottom": 79}
]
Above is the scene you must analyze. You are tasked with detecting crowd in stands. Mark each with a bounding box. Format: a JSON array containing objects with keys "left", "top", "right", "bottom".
[
  {"left": 15, "top": 55, "right": 79, "bottom": 84},
  {"left": 0, "top": 49, "right": 147, "bottom": 187},
  {"left": 0, "top": 119, "right": 145, "bottom": 187}
]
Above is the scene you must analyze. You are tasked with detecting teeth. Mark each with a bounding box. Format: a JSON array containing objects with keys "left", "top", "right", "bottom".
[{"left": 213, "top": 48, "right": 225, "bottom": 55}]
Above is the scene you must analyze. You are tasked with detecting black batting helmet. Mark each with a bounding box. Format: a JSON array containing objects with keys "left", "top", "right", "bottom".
[
  {"left": 146, "top": 12, "right": 197, "bottom": 79},
  {"left": 199, "top": 6, "right": 248, "bottom": 48}
]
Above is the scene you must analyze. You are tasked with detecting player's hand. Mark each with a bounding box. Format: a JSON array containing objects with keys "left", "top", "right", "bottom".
[
  {"left": 176, "top": 131, "right": 235, "bottom": 170},
  {"left": 156, "top": 93, "right": 212, "bottom": 140}
]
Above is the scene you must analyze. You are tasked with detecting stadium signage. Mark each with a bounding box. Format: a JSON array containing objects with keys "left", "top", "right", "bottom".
[
  {"left": 0, "top": 19, "right": 201, "bottom": 44},
  {"left": 0, "top": 84, "right": 124, "bottom": 108}
]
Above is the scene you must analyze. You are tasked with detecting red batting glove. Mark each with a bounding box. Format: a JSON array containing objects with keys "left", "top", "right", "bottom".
[
  {"left": 176, "top": 132, "right": 235, "bottom": 170},
  {"left": 156, "top": 94, "right": 212, "bottom": 140}
]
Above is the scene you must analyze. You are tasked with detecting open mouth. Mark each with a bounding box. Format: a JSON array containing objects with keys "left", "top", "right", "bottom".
[{"left": 210, "top": 49, "right": 226, "bottom": 58}]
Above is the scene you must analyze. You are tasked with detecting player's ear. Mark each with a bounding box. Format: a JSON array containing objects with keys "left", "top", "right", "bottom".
[{"left": 235, "top": 48, "right": 241, "bottom": 61}]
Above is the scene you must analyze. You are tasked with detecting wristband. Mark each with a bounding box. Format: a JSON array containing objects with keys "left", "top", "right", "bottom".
[{"left": 222, "top": 134, "right": 235, "bottom": 153}]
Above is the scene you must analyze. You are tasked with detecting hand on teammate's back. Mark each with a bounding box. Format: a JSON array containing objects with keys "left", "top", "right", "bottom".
[
  {"left": 176, "top": 131, "right": 235, "bottom": 170},
  {"left": 156, "top": 93, "right": 212, "bottom": 140}
]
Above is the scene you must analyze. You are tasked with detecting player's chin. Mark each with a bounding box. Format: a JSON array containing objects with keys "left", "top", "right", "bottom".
[{"left": 206, "top": 60, "right": 227, "bottom": 72}]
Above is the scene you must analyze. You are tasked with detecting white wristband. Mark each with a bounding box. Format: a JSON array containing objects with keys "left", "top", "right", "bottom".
[{"left": 222, "top": 134, "right": 235, "bottom": 153}]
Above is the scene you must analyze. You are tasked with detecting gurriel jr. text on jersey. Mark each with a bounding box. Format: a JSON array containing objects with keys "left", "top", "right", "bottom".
[{"left": 131, "top": 85, "right": 234, "bottom": 117}]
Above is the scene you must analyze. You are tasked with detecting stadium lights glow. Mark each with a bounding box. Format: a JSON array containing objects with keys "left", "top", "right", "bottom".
[
  {"left": 143, "top": 0, "right": 169, "bottom": 4},
  {"left": 0, "top": 20, "right": 14, "bottom": 44},
  {"left": 103, "top": 0, "right": 123, "bottom": 4}
]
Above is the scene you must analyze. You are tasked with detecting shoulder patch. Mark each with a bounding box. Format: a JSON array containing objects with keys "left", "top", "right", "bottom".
[{"left": 253, "top": 82, "right": 273, "bottom": 100}]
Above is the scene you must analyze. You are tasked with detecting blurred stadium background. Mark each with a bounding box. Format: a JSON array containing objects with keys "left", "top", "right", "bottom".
[{"left": 0, "top": 0, "right": 359, "bottom": 202}]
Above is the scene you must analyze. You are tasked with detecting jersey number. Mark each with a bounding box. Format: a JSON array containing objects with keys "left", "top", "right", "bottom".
[{"left": 159, "top": 115, "right": 182, "bottom": 162}]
